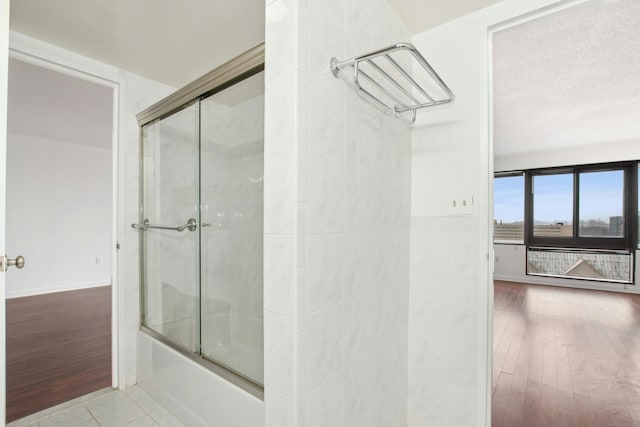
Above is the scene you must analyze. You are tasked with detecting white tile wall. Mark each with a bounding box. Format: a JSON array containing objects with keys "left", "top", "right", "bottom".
[
  {"left": 406, "top": 1, "right": 558, "bottom": 425},
  {"left": 406, "top": 9, "right": 482, "bottom": 422},
  {"left": 265, "top": 0, "right": 411, "bottom": 426}
]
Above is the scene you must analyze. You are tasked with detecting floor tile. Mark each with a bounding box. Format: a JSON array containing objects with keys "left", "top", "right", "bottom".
[
  {"left": 125, "top": 386, "right": 164, "bottom": 414},
  {"left": 85, "top": 392, "right": 135, "bottom": 418},
  {"left": 123, "top": 414, "right": 161, "bottom": 426},
  {"left": 87, "top": 395, "right": 146, "bottom": 427},
  {"left": 149, "top": 408, "right": 186, "bottom": 427},
  {"left": 7, "top": 388, "right": 110, "bottom": 427},
  {"left": 72, "top": 419, "right": 100, "bottom": 427},
  {"left": 6, "top": 422, "right": 40, "bottom": 427},
  {"left": 8, "top": 388, "right": 183, "bottom": 427},
  {"left": 39, "top": 406, "right": 94, "bottom": 427}
]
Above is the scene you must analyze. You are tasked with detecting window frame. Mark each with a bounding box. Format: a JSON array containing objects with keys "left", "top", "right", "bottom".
[
  {"left": 493, "top": 171, "right": 525, "bottom": 244},
  {"left": 524, "top": 161, "right": 638, "bottom": 250}
]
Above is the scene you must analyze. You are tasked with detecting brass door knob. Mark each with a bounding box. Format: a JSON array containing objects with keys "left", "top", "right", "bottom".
[
  {"left": 2, "top": 255, "right": 26, "bottom": 271},
  {"left": 9, "top": 255, "right": 25, "bottom": 269}
]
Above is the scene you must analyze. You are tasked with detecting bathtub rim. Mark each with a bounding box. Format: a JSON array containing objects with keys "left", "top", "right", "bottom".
[{"left": 139, "top": 325, "right": 264, "bottom": 400}]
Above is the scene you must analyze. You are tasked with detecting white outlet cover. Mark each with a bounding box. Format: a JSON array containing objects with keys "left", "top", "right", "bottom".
[{"left": 447, "top": 194, "right": 473, "bottom": 216}]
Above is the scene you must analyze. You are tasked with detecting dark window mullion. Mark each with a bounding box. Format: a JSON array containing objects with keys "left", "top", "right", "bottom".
[
  {"left": 632, "top": 164, "right": 638, "bottom": 249},
  {"left": 524, "top": 171, "right": 533, "bottom": 245},
  {"left": 624, "top": 164, "right": 636, "bottom": 250},
  {"left": 573, "top": 172, "right": 579, "bottom": 239}
]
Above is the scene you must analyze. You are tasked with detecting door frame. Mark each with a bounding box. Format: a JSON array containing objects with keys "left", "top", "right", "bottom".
[
  {"left": 8, "top": 31, "right": 127, "bottom": 391},
  {"left": 1, "top": 0, "right": 10, "bottom": 424}
]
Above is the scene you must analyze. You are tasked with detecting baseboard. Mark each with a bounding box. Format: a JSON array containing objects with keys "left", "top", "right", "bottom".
[
  {"left": 6, "top": 281, "right": 112, "bottom": 299},
  {"left": 494, "top": 274, "right": 640, "bottom": 294}
]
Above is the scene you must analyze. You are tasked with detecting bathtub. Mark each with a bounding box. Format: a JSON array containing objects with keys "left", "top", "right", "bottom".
[{"left": 137, "top": 330, "right": 264, "bottom": 427}]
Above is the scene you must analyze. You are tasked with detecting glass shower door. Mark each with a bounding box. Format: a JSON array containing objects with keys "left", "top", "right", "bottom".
[
  {"left": 138, "top": 70, "right": 264, "bottom": 386},
  {"left": 199, "top": 71, "right": 264, "bottom": 384},
  {"left": 140, "top": 101, "right": 200, "bottom": 352}
]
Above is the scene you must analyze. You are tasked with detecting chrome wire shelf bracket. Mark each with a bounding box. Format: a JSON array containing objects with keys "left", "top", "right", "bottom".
[
  {"left": 330, "top": 42, "right": 455, "bottom": 123},
  {"left": 131, "top": 218, "right": 198, "bottom": 232}
]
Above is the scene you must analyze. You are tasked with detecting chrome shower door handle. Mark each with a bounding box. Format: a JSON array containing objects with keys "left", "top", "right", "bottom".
[
  {"left": 131, "top": 218, "right": 198, "bottom": 232},
  {"left": 0, "top": 254, "right": 25, "bottom": 272},
  {"left": 176, "top": 218, "right": 198, "bottom": 232}
]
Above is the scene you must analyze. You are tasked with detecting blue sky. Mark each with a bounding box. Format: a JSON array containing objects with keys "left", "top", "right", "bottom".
[
  {"left": 494, "top": 171, "right": 624, "bottom": 224},
  {"left": 494, "top": 176, "right": 525, "bottom": 223}
]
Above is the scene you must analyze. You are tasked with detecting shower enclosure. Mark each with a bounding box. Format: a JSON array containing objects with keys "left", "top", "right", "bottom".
[{"left": 133, "top": 45, "right": 265, "bottom": 393}]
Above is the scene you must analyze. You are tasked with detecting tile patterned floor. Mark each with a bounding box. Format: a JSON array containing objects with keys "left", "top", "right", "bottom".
[{"left": 7, "top": 387, "right": 185, "bottom": 427}]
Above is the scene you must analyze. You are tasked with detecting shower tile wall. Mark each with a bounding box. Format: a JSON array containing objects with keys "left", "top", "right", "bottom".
[{"left": 264, "top": 0, "right": 411, "bottom": 425}]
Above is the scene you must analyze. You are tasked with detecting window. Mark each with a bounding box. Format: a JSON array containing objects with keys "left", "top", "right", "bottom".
[
  {"left": 532, "top": 173, "right": 573, "bottom": 237},
  {"left": 578, "top": 170, "right": 624, "bottom": 238},
  {"left": 494, "top": 174, "right": 524, "bottom": 242},
  {"left": 495, "top": 162, "right": 637, "bottom": 284},
  {"left": 526, "top": 162, "right": 636, "bottom": 250}
]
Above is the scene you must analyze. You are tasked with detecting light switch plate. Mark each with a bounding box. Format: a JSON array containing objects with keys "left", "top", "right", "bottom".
[{"left": 447, "top": 195, "right": 473, "bottom": 215}]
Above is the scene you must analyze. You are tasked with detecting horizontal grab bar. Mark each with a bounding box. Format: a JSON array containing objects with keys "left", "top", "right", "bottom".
[{"left": 131, "top": 218, "right": 197, "bottom": 232}]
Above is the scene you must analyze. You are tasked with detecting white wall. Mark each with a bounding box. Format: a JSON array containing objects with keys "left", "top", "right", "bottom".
[
  {"left": 264, "top": 0, "right": 411, "bottom": 425},
  {"left": 408, "top": 1, "right": 576, "bottom": 426},
  {"left": 6, "top": 133, "right": 112, "bottom": 297}
]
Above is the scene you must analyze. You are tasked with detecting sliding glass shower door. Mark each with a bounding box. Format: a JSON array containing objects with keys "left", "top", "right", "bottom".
[
  {"left": 141, "top": 101, "right": 200, "bottom": 353},
  {"left": 139, "top": 71, "right": 264, "bottom": 385},
  {"left": 200, "top": 73, "right": 264, "bottom": 382}
]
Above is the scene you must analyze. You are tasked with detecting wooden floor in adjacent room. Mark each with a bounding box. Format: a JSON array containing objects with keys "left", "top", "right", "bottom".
[
  {"left": 6, "top": 286, "right": 112, "bottom": 423},
  {"left": 492, "top": 280, "right": 640, "bottom": 427}
]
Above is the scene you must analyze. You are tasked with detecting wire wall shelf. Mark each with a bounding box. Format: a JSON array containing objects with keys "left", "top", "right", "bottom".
[{"left": 330, "top": 43, "right": 455, "bottom": 123}]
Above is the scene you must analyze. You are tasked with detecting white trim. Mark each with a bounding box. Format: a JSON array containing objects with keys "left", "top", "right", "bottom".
[
  {"left": 113, "top": 67, "right": 124, "bottom": 391},
  {"left": 5, "top": 282, "right": 112, "bottom": 299},
  {"left": 0, "top": 0, "right": 10, "bottom": 424},
  {"left": 9, "top": 31, "right": 124, "bottom": 390},
  {"left": 494, "top": 239, "right": 524, "bottom": 245},
  {"left": 9, "top": 32, "right": 121, "bottom": 83},
  {"left": 487, "top": 0, "right": 590, "bottom": 34},
  {"left": 478, "top": 17, "right": 493, "bottom": 427},
  {"left": 494, "top": 274, "right": 640, "bottom": 294}
]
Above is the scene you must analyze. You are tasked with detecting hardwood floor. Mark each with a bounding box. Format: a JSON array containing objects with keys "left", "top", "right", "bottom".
[
  {"left": 6, "top": 286, "right": 112, "bottom": 423},
  {"left": 492, "top": 280, "right": 640, "bottom": 427}
]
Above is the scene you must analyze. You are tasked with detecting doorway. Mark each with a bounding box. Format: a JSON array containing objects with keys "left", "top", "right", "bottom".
[
  {"left": 490, "top": 1, "right": 640, "bottom": 425},
  {"left": 5, "top": 57, "right": 115, "bottom": 422}
]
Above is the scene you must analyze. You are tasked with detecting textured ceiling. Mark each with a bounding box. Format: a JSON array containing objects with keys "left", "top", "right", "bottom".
[
  {"left": 8, "top": 58, "right": 113, "bottom": 148},
  {"left": 493, "top": 0, "right": 640, "bottom": 157}
]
